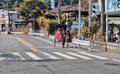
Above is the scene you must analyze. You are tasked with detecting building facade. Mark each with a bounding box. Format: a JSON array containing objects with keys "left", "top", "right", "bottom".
[
  {"left": 0, "top": 10, "right": 18, "bottom": 32},
  {"left": 98, "top": 0, "right": 120, "bottom": 42}
]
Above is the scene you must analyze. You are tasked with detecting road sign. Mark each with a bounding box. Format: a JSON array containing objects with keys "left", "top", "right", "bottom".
[{"left": 71, "top": 20, "right": 85, "bottom": 28}]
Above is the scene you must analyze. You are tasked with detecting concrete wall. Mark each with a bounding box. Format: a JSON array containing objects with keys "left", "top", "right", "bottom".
[
  {"left": 92, "top": 41, "right": 120, "bottom": 53},
  {"left": 15, "top": 28, "right": 29, "bottom": 34}
]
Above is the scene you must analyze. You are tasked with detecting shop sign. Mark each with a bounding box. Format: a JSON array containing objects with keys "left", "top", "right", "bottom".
[{"left": 105, "top": 0, "right": 120, "bottom": 12}]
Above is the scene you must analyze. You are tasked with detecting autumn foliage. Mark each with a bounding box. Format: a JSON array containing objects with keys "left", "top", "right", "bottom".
[{"left": 37, "top": 16, "right": 50, "bottom": 30}]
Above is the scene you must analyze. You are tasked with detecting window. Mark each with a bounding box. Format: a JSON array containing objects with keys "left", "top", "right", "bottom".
[{"left": 1, "top": 14, "right": 5, "bottom": 18}]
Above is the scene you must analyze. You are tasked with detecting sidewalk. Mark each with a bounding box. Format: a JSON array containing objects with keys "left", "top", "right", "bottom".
[
  {"left": 47, "top": 35, "right": 120, "bottom": 60},
  {"left": 27, "top": 33, "right": 120, "bottom": 61}
]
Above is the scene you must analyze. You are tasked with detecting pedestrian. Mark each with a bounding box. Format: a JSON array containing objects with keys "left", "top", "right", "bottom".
[
  {"left": 56, "top": 27, "right": 62, "bottom": 42},
  {"left": 116, "top": 31, "right": 120, "bottom": 43},
  {"left": 61, "top": 29, "right": 66, "bottom": 48},
  {"left": 66, "top": 30, "right": 70, "bottom": 48}
]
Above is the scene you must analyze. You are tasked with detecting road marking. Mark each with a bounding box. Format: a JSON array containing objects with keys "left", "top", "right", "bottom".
[
  {"left": 16, "top": 37, "right": 42, "bottom": 53},
  {"left": 0, "top": 57, "right": 4, "bottom": 60},
  {"left": 66, "top": 52, "right": 93, "bottom": 60},
  {"left": 0, "top": 53, "right": 4, "bottom": 60},
  {"left": 112, "top": 59, "right": 120, "bottom": 62},
  {"left": 25, "top": 52, "right": 42, "bottom": 60},
  {"left": 12, "top": 52, "right": 25, "bottom": 60},
  {"left": 33, "top": 36, "right": 60, "bottom": 46},
  {"left": 42, "top": 52, "right": 60, "bottom": 59},
  {"left": 78, "top": 52, "right": 109, "bottom": 60},
  {"left": 53, "top": 52, "right": 77, "bottom": 59}
]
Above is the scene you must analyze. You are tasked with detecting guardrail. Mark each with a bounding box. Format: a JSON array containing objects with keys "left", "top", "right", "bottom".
[
  {"left": 0, "top": 32, "right": 7, "bottom": 34},
  {"left": 11, "top": 32, "right": 24, "bottom": 35},
  {"left": 28, "top": 33, "right": 44, "bottom": 37},
  {"left": 72, "top": 39, "right": 91, "bottom": 51}
]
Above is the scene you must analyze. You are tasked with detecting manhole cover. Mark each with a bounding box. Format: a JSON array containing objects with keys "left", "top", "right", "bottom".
[{"left": 104, "top": 63, "right": 120, "bottom": 66}]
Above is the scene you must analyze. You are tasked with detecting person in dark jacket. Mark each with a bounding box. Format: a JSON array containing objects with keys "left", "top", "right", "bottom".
[
  {"left": 66, "top": 30, "right": 71, "bottom": 48},
  {"left": 61, "top": 29, "right": 66, "bottom": 48}
]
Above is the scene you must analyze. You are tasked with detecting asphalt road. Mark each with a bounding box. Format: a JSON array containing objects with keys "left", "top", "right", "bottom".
[{"left": 0, "top": 34, "right": 120, "bottom": 74}]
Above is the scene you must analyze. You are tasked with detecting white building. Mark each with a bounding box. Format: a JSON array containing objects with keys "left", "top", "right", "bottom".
[{"left": 0, "top": 10, "right": 18, "bottom": 32}]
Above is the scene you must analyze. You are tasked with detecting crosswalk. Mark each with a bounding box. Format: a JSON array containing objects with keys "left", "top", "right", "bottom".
[{"left": 0, "top": 51, "right": 109, "bottom": 61}]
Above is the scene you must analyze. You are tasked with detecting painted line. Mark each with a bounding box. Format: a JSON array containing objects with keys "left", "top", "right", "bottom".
[
  {"left": 0, "top": 53, "right": 4, "bottom": 60},
  {"left": 0, "top": 57, "right": 4, "bottom": 60},
  {"left": 112, "top": 59, "right": 120, "bottom": 62},
  {"left": 42, "top": 52, "right": 60, "bottom": 59},
  {"left": 25, "top": 52, "right": 42, "bottom": 60},
  {"left": 33, "top": 37, "right": 60, "bottom": 46},
  {"left": 53, "top": 52, "right": 77, "bottom": 60},
  {"left": 16, "top": 37, "right": 42, "bottom": 53},
  {"left": 78, "top": 52, "right": 109, "bottom": 60},
  {"left": 12, "top": 52, "right": 25, "bottom": 60},
  {"left": 66, "top": 52, "right": 93, "bottom": 60}
]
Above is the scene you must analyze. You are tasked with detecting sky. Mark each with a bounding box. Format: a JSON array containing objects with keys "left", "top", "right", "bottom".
[{"left": 51, "top": 0, "right": 55, "bottom": 9}]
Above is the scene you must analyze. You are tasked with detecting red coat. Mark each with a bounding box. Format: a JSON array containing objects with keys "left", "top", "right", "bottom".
[{"left": 56, "top": 32, "right": 62, "bottom": 41}]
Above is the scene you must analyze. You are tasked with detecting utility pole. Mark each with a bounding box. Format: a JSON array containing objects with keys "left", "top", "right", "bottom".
[
  {"left": 89, "top": 0, "right": 92, "bottom": 26},
  {"left": 58, "top": 0, "right": 61, "bottom": 24},
  {"left": 105, "top": 12, "right": 108, "bottom": 52},
  {"left": 5, "top": 0, "right": 10, "bottom": 34},
  {"left": 101, "top": 0, "right": 105, "bottom": 34},
  {"left": 78, "top": 0, "right": 81, "bottom": 40},
  {"left": 78, "top": 0, "right": 81, "bottom": 49},
  {"left": 88, "top": 0, "right": 92, "bottom": 52}
]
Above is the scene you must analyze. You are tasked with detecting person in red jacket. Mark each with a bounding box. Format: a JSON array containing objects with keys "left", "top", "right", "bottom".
[{"left": 56, "top": 28, "right": 62, "bottom": 41}]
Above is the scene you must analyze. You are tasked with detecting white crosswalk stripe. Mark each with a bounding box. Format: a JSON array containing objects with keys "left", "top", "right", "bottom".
[
  {"left": 66, "top": 52, "right": 93, "bottom": 60},
  {"left": 53, "top": 52, "right": 77, "bottom": 59},
  {"left": 42, "top": 52, "right": 60, "bottom": 59},
  {"left": 0, "top": 51, "right": 110, "bottom": 61},
  {"left": 25, "top": 52, "right": 42, "bottom": 60},
  {"left": 12, "top": 52, "right": 25, "bottom": 60},
  {"left": 0, "top": 53, "right": 3, "bottom": 60},
  {"left": 0, "top": 57, "right": 4, "bottom": 60},
  {"left": 78, "top": 52, "right": 109, "bottom": 60}
]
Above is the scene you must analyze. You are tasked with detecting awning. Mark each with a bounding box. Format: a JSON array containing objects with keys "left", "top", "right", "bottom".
[
  {"left": 109, "top": 20, "right": 120, "bottom": 24},
  {"left": 108, "top": 17, "right": 120, "bottom": 24}
]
